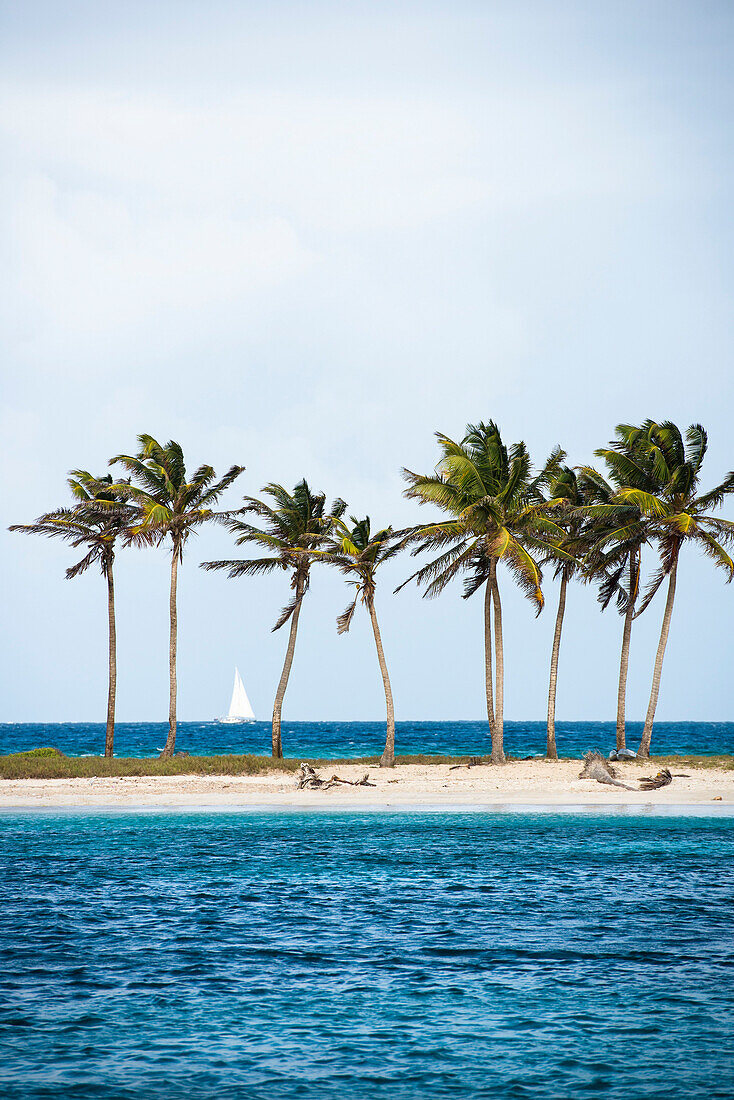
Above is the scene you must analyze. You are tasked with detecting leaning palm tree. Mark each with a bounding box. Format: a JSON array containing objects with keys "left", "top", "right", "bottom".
[
  {"left": 201, "top": 481, "right": 346, "bottom": 758},
  {"left": 575, "top": 461, "right": 652, "bottom": 754},
  {"left": 9, "top": 472, "right": 136, "bottom": 757},
  {"left": 400, "top": 422, "right": 566, "bottom": 764},
  {"left": 542, "top": 467, "right": 593, "bottom": 760},
  {"left": 314, "top": 516, "right": 401, "bottom": 767},
  {"left": 111, "top": 436, "right": 244, "bottom": 757},
  {"left": 611, "top": 421, "right": 734, "bottom": 758}
]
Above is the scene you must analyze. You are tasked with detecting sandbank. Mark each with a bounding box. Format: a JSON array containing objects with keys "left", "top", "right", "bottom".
[{"left": 0, "top": 759, "right": 732, "bottom": 811}]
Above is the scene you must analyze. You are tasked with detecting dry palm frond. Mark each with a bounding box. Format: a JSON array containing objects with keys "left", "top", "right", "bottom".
[
  {"left": 578, "top": 750, "right": 636, "bottom": 791},
  {"left": 639, "top": 768, "right": 673, "bottom": 790}
]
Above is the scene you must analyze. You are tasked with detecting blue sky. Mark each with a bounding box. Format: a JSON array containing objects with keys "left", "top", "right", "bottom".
[{"left": 1, "top": 1, "right": 733, "bottom": 724}]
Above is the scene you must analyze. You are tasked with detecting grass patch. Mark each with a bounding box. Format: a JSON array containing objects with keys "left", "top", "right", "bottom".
[
  {"left": 643, "top": 754, "right": 734, "bottom": 771},
  {"left": 0, "top": 751, "right": 488, "bottom": 780},
  {"left": 0, "top": 749, "right": 730, "bottom": 780},
  {"left": 0, "top": 752, "right": 301, "bottom": 780}
]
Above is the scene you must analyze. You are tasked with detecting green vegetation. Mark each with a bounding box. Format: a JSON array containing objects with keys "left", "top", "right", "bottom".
[
  {"left": 0, "top": 751, "right": 301, "bottom": 780},
  {"left": 12, "top": 746, "right": 66, "bottom": 758},
  {"left": 8, "top": 418, "right": 734, "bottom": 763},
  {"left": 650, "top": 755, "right": 734, "bottom": 771}
]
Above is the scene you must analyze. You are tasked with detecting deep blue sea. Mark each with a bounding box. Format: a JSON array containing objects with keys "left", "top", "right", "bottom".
[
  {"left": 1, "top": 719, "right": 733, "bottom": 759},
  {"left": 1, "top": 810, "right": 733, "bottom": 1099}
]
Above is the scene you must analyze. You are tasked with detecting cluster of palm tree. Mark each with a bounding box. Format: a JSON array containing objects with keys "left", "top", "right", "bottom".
[
  {"left": 11, "top": 437, "right": 244, "bottom": 758},
  {"left": 11, "top": 420, "right": 734, "bottom": 764}
]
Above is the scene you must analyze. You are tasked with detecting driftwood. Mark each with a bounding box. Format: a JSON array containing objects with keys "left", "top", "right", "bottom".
[
  {"left": 297, "top": 763, "right": 376, "bottom": 790},
  {"left": 579, "top": 751, "right": 636, "bottom": 791},
  {"left": 449, "top": 756, "right": 483, "bottom": 770},
  {"left": 639, "top": 768, "right": 673, "bottom": 790}
]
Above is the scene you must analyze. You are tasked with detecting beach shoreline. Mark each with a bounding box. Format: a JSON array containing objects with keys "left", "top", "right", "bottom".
[{"left": 1, "top": 760, "right": 731, "bottom": 811}]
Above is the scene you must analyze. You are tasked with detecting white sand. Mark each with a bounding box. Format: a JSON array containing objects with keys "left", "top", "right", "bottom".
[{"left": 0, "top": 760, "right": 732, "bottom": 811}]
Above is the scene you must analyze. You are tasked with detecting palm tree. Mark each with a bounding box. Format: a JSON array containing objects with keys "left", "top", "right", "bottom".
[
  {"left": 543, "top": 467, "right": 592, "bottom": 760},
  {"left": 610, "top": 421, "right": 734, "bottom": 758},
  {"left": 201, "top": 480, "right": 346, "bottom": 758},
  {"left": 315, "top": 516, "right": 401, "bottom": 767},
  {"left": 111, "top": 436, "right": 244, "bottom": 757},
  {"left": 400, "top": 422, "right": 566, "bottom": 764},
  {"left": 575, "top": 462, "right": 651, "bottom": 753},
  {"left": 9, "top": 472, "right": 136, "bottom": 757}
]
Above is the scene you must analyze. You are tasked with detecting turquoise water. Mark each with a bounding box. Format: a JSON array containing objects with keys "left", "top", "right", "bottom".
[
  {"left": 1, "top": 811, "right": 733, "bottom": 1098},
  {"left": 2, "top": 719, "right": 733, "bottom": 758}
]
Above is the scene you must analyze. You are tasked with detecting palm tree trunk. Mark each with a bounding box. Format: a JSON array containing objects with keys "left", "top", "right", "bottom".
[
  {"left": 161, "top": 545, "right": 179, "bottom": 758},
  {"left": 639, "top": 554, "right": 678, "bottom": 759},
  {"left": 491, "top": 567, "right": 505, "bottom": 765},
  {"left": 271, "top": 575, "right": 305, "bottom": 759},
  {"left": 546, "top": 573, "right": 567, "bottom": 760},
  {"left": 368, "top": 599, "right": 395, "bottom": 768},
  {"left": 104, "top": 562, "right": 117, "bottom": 758},
  {"left": 616, "top": 550, "right": 638, "bottom": 752},
  {"left": 484, "top": 571, "right": 495, "bottom": 743}
]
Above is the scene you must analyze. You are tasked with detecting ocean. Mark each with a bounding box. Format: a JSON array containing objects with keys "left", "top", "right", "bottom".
[
  {"left": 1, "top": 719, "right": 733, "bottom": 759},
  {"left": 1, "top": 810, "right": 732, "bottom": 1099}
]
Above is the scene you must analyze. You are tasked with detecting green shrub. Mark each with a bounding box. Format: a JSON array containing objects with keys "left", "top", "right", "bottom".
[{"left": 6, "top": 746, "right": 66, "bottom": 759}]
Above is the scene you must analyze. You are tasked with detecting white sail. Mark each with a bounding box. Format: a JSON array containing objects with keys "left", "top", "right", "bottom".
[{"left": 226, "top": 667, "right": 255, "bottom": 721}]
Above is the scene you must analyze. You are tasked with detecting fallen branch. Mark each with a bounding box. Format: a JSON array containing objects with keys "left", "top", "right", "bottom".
[{"left": 297, "top": 763, "right": 376, "bottom": 790}]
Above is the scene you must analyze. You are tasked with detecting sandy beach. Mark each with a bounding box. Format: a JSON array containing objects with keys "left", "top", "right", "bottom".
[{"left": 1, "top": 759, "right": 732, "bottom": 811}]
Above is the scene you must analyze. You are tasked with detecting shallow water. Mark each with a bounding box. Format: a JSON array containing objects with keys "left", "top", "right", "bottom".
[
  {"left": 2, "top": 718, "right": 733, "bottom": 758},
  {"left": 1, "top": 811, "right": 733, "bottom": 1098}
]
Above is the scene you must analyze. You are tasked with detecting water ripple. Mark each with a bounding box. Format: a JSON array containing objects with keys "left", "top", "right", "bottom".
[{"left": 0, "top": 811, "right": 732, "bottom": 1098}]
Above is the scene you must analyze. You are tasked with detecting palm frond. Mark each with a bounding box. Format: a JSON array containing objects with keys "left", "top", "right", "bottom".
[
  {"left": 685, "top": 423, "right": 708, "bottom": 472},
  {"left": 694, "top": 531, "right": 734, "bottom": 581},
  {"left": 696, "top": 471, "right": 734, "bottom": 512},
  {"left": 336, "top": 591, "right": 361, "bottom": 634},
  {"left": 200, "top": 557, "right": 285, "bottom": 578}
]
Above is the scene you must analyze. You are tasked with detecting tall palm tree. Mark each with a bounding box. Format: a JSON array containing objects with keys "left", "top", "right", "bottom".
[
  {"left": 315, "top": 516, "right": 401, "bottom": 767},
  {"left": 543, "top": 467, "right": 592, "bottom": 760},
  {"left": 201, "top": 480, "right": 346, "bottom": 758},
  {"left": 9, "top": 472, "right": 136, "bottom": 757},
  {"left": 611, "top": 421, "right": 734, "bottom": 758},
  {"left": 111, "top": 436, "right": 244, "bottom": 757},
  {"left": 400, "top": 422, "right": 566, "bottom": 764},
  {"left": 575, "top": 462, "right": 651, "bottom": 753}
]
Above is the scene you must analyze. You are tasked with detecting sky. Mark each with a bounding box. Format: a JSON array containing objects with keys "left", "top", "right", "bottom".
[{"left": 1, "top": 0, "right": 733, "bottom": 725}]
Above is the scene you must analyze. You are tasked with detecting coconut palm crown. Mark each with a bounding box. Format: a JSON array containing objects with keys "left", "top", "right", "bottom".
[
  {"left": 399, "top": 421, "right": 567, "bottom": 763},
  {"left": 201, "top": 479, "right": 346, "bottom": 758},
  {"left": 9, "top": 471, "right": 137, "bottom": 757},
  {"left": 111, "top": 435, "right": 244, "bottom": 757}
]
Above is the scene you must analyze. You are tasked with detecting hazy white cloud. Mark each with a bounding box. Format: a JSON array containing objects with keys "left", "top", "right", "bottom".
[
  {"left": 9, "top": 173, "right": 312, "bottom": 339},
  {"left": 1, "top": 70, "right": 700, "bottom": 375},
  {"left": 2, "top": 1, "right": 733, "bottom": 724}
]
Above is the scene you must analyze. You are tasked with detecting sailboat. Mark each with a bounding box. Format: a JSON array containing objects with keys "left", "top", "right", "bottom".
[{"left": 220, "top": 667, "right": 255, "bottom": 723}]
